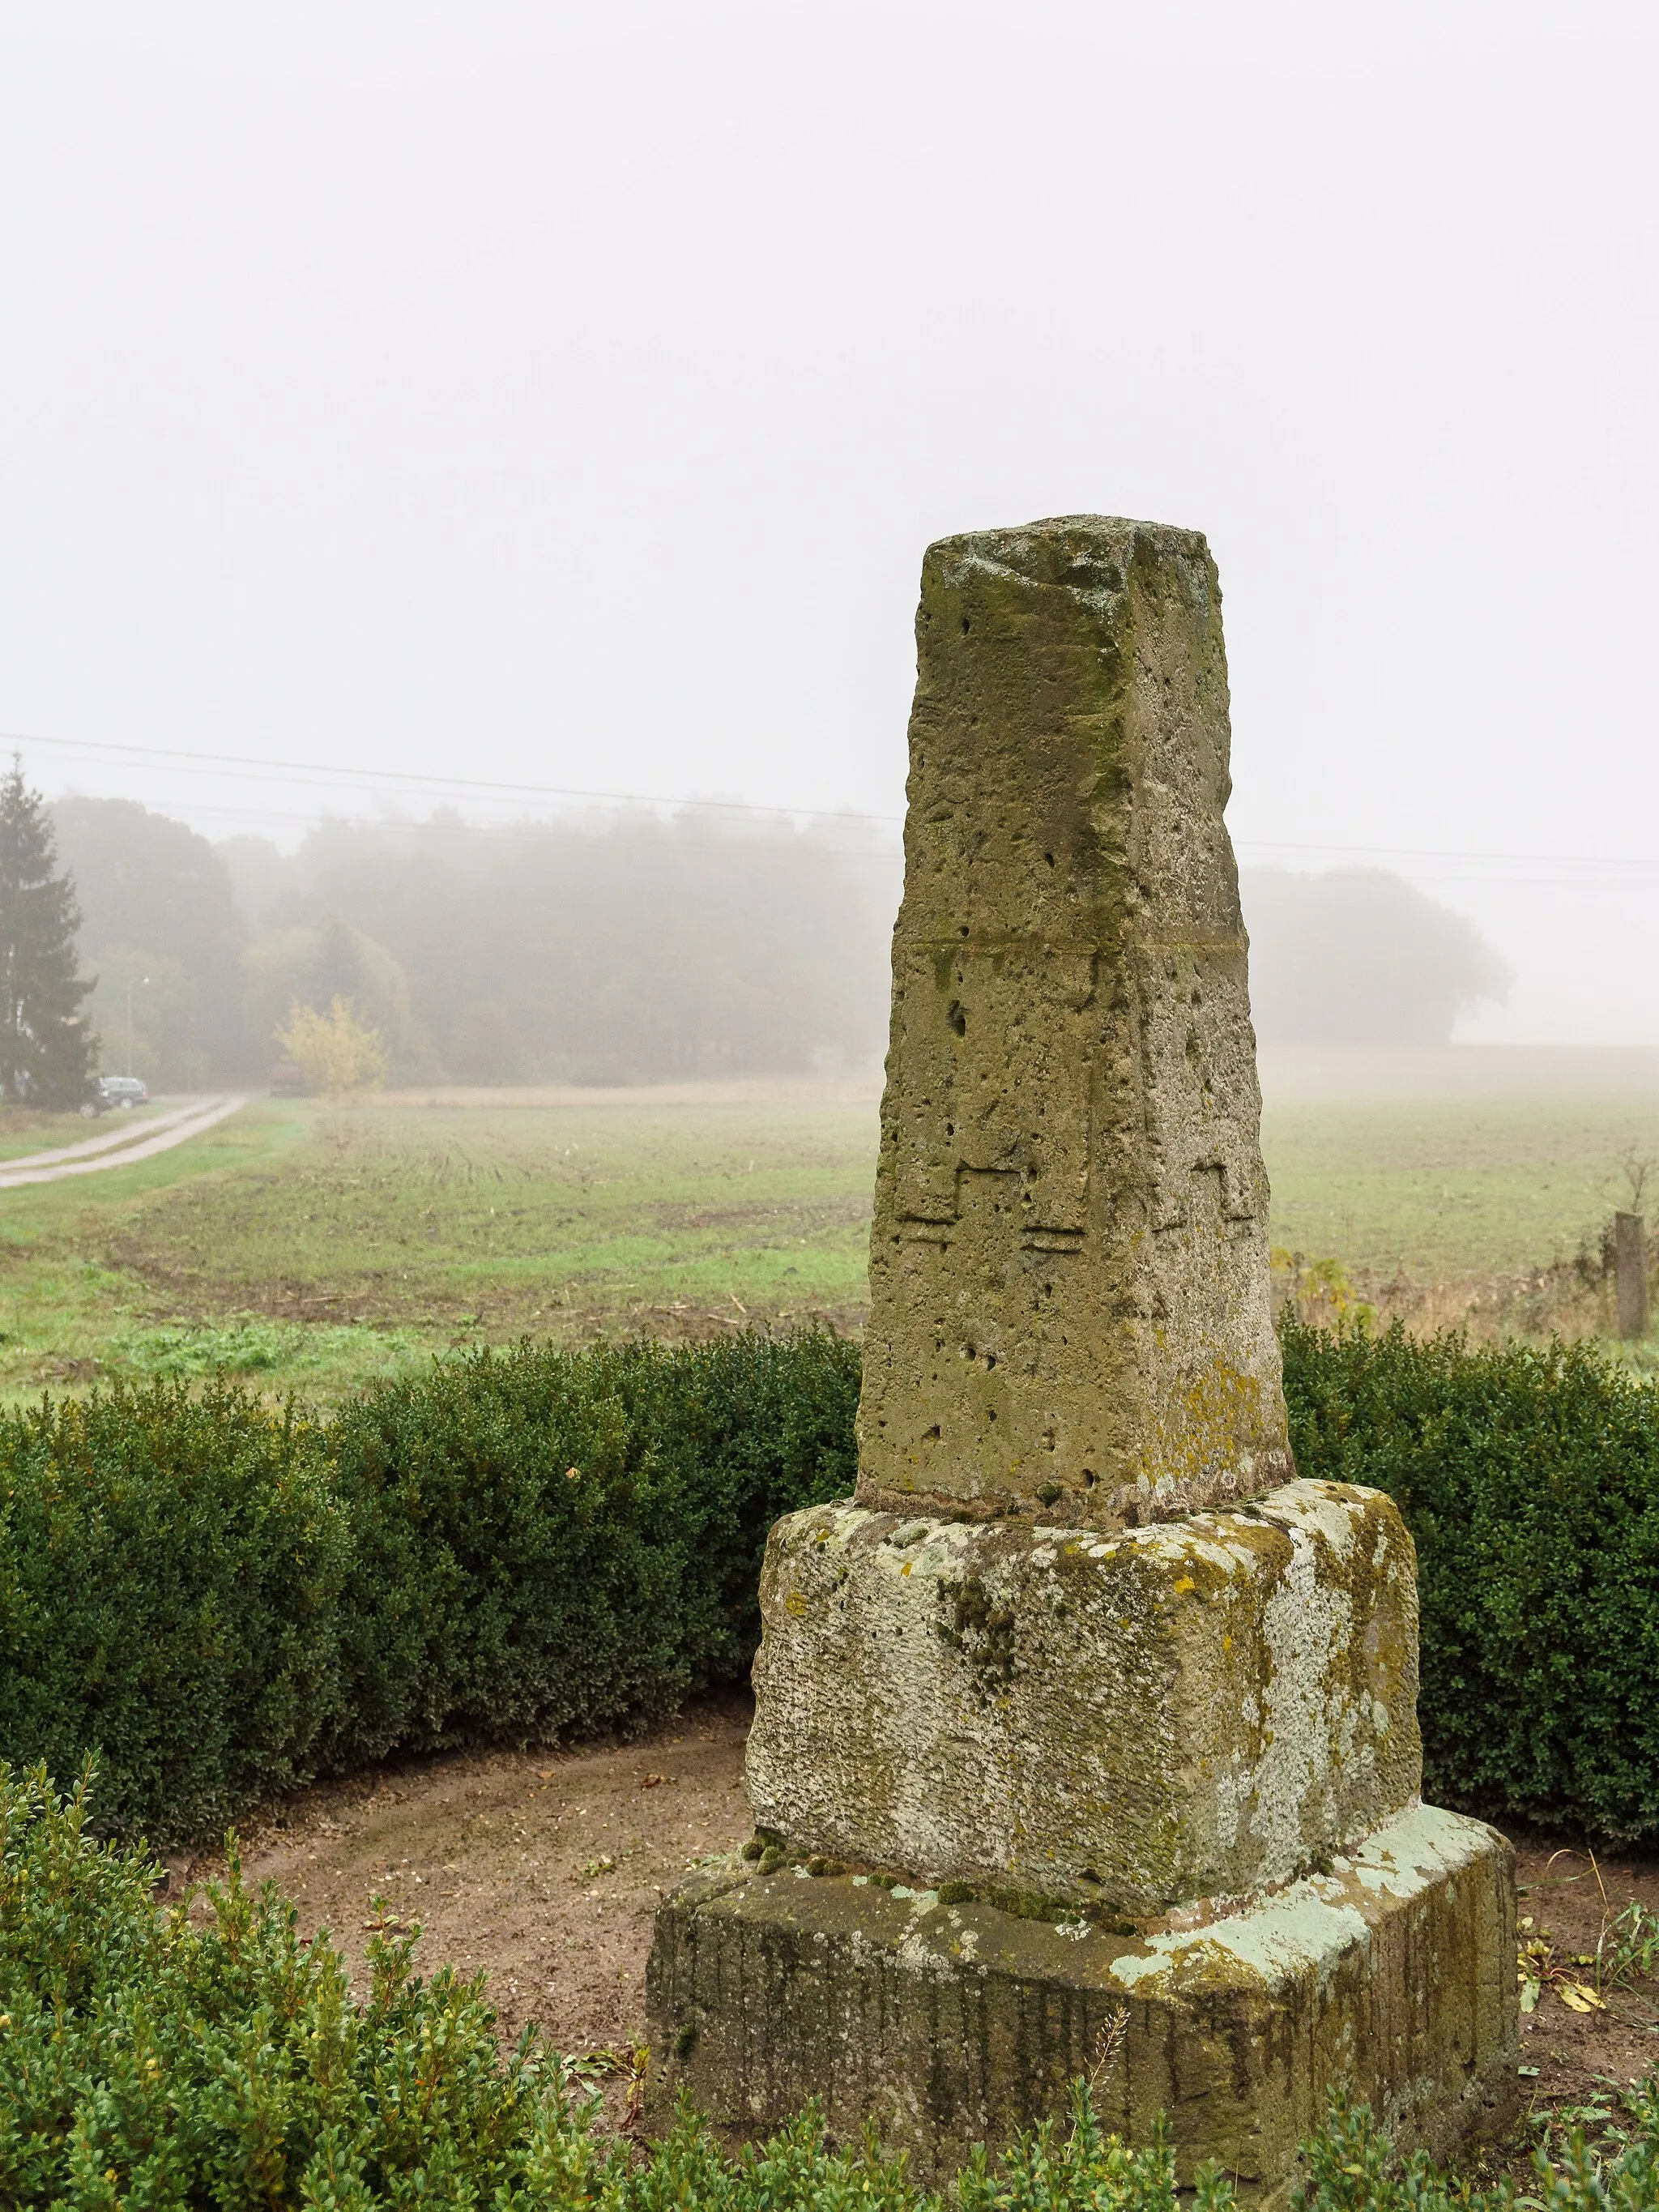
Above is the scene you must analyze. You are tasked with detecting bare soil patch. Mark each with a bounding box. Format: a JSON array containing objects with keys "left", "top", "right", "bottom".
[
  {"left": 171, "top": 1693, "right": 754, "bottom": 2064},
  {"left": 1502, "top": 1834, "right": 1659, "bottom": 2171},
  {"left": 169, "top": 1707, "right": 1659, "bottom": 2163}
]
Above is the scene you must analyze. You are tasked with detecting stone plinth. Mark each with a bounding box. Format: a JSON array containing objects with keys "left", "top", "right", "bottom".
[
  {"left": 746, "top": 1480, "right": 1421, "bottom": 1916},
  {"left": 646, "top": 1806, "right": 1518, "bottom": 2193},
  {"left": 859, "top": 516, "right": 1290, "bottom": 1530}
]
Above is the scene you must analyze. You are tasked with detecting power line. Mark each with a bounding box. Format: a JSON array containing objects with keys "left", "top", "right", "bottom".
[
  {"left": 1237, "top": 837, "right": 1658, "bottom": 869},
  {"left": 44, "top": 785, "right": 1631, "bottom": 881},
  {"left": 6, "top": 724, "right": 1656, "bottom": 876},
  {"left": 39, "top": 793, "right": 905, "bottom": 864},
  {"left": 0, "top": 727, "right": 905, "bottom": 826}
]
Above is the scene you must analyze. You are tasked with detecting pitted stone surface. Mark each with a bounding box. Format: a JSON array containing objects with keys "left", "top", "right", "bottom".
[
  {"left": 858, "top": 515, "right": 1289, "bottom": 1527},
  {"left": 746, "top": 1479, "right": 1422, "bottom": 1914},
  {"left": 646, "top": 1804, "right": 1518, "bottom": 2192}
]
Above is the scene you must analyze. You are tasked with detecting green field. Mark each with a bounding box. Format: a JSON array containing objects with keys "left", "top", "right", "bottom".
[
  {"left": 0, "top": 1092, "right": 878, "bottom": 1399},
  {"left": 1263, "top": 1094, "right": 1659, "bottom": 1280},
  {"left": 0, "top": 1056, "right": 1655, "bottom": 1400}
]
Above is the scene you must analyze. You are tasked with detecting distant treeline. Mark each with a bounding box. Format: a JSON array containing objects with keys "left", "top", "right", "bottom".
[
  {"left": 56, "top": 801, "right": 902, "bottom": 1087},
  {"left": 1241, "top": 866, "right": 1512, "bottom": 1047},
  {"left": 51, "top": 796, "right": 1510, "bottom": 1088}
]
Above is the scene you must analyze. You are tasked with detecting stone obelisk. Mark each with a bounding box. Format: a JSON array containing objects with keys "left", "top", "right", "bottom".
[
  {"left": 857, "top": 514, "right": 1289, "bottom": 1530},
  {"left": 646, "top": 519, "right": 1516, "bottom": 2193}
]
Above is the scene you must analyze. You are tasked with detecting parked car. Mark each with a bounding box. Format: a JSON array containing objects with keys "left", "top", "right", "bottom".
[
  {"left": 80, "top": 1074, "right": 151, "bottom": 1117},
  {"left": 269, "top": 1059, "right": 305, "bottom": 1096}
]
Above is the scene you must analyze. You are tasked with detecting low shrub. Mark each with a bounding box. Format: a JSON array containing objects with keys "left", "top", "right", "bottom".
[
  {"left": 1282, "top": 1321, "right": 1659, "bottom": 1843},
  {"left": 2, "top": 1765, "right": 1655, "bottom": 2212},
  {"left": 0, "top": 1333, "right": 859, "bottom": 1847},
  {"left": 321, "top": 1331, "right": 860, "bottom": 1770},
  {"left": 0, "top": 1382, "right": 346, "bottom": 1848},
  {"left": 5, "top": 1319, "right": 1659, "bottom": 1850}
]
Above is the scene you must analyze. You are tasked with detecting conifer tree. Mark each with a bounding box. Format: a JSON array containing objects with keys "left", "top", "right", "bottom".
[{"left": 0, "top": 758, "right": 98, "bottom": 1107}]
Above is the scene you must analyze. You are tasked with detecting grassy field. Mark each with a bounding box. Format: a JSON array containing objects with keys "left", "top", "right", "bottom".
[
  {"left": 1258, "top": 1048, "right": 1659, "bottom": 1346},
  {"left": 1265, "top": 1097, "right": 1658, "bottom": 1268},
  {"left": 0, "top": 1053, "right": 1655, "bottom": 1400},
  {"left": 0, "top": 1091, "right": 878, "bottom": 1399}
]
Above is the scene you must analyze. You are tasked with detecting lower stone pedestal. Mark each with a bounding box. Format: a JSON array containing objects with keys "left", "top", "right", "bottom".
[{"left": 646, "top": 1804, "right": 1517, "bottom": 2195}]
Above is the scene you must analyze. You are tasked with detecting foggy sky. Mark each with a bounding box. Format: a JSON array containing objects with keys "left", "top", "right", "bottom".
[{"left": 2, "top": 1, "right": 1656, "bottom": 1044}]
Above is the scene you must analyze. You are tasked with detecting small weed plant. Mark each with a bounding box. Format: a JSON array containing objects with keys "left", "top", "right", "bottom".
[{"left": 1601, "top": 1902, "right": 1659, "bottom": 1989}]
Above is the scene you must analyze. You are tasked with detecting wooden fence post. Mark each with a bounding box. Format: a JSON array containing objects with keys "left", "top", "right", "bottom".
[{"left": 1614, "top": 1211, "right": 1649, "bottom": 1338}]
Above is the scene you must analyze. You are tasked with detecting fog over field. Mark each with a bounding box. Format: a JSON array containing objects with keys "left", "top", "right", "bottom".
[
  {"left": 2, "top": 1, "right": 1655, "bottom": 1045},
  {"left": 41, "top": 790, "right": 1516, "bottom": 1089}
]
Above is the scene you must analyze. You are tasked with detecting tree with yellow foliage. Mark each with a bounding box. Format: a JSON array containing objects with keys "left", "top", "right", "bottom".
[{"left": 275, "top": 995, "right": 386, "bottom": 1097}]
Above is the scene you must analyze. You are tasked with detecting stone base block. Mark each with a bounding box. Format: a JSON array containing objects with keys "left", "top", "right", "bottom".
[
  {"left": 748, "top": 1480, "right": 1422, "bottom": 1915},
  {"left": 646, "top": 1804, "right": 1518, "bottom": 2196}
]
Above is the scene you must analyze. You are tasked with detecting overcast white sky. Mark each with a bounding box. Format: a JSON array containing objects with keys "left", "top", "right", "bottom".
[{"left": 2, "top": 0, "right": 1656, "bottom": 1041}]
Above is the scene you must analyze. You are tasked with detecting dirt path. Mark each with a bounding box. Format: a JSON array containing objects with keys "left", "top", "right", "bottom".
[
  {"left": 0, "top": 1099, "right": 204, "bottom": 1170},
  {"left": 0, "top": 1094, "right": 249, "bottom": 1187},
  {"left": 173, "top": 1706, "right": 1659, "bottom": 2153}
]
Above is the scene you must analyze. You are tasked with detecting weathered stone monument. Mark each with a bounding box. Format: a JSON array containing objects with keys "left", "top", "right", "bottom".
[{"left": 646, "top": 517, "right": 1516, "bottom": 2193}]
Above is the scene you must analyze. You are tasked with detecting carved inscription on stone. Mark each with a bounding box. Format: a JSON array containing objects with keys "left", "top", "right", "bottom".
[
  {"left": 855, "top": 515, "right": 1292, "bottom": 1529},
  {"left": 892, "top": 940, "right": 1095, "bottom": 1235}
]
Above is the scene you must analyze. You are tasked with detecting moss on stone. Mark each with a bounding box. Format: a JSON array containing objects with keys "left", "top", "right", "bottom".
[
  {"left": 646, "top": 1807, "right": 1518, "bottom": 2191},
  {"left": 855, "top": 518, "right": 1290, "bottom": 1531},
  {"left": 748, "top": 1480, "right": 1422, "bottom": 1915}
]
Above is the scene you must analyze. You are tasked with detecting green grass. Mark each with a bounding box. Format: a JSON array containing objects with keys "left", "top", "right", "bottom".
[
  {"left": 0, "top": 1095, "right": 877, "bottom": 1400},
  {"left": 1261, "top": 1094, "right": 1659, "bottom": 1284},
  {"left": 0, "top": 1079, "right": 1653, "bottom": 1402}
]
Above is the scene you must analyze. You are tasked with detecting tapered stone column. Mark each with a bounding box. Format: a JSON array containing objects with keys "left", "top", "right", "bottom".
[
  {"left": 858, "top": 517, "right": 1289, "bottom": 1531},
  {"left": 646, "top": 519, "right": 1516, "bottom": 2194}
]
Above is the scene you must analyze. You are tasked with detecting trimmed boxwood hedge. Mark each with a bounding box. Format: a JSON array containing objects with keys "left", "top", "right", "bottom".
[
  {"left": 319, "top": 1328, "right": 862, "bottom": 1773},
  {"left": 2, "top": 1320, "right": 1659, "bottom": 1848},
  {"left": 0, "top": 1332, "right": 859, "bottom": 1849},
  {"left": 0, "top": 1386, "right": 348, "bottom": 1847},
  {"left": 1282, "top": 1320, "right": 1659, "bottom": 1842}
]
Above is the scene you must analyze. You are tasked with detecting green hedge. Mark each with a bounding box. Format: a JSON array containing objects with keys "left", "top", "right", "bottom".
[
  {"left": 2, "top": 1765, "right": 1653, "bottom": 2212},
  {"left": 0, "top": 1387, "right": 349, "bottom": 1847},
  {"left": 320, "top": 1328, "right": 861, "bottom": 1771},
  {"left": 1282, "top": 1321, "right": 1659, "bottom": 1843},
  {"left": 0, "top": 1333, "right": 859, "bottom": 1849},
  {"left": 5, "top": 1321, "right": 1659, "bottom": 1850}
]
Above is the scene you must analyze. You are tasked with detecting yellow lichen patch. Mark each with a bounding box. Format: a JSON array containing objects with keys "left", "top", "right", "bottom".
[
  {"left": 1139, "top": 1355, "right": 1270, "bottom": 1499},
  {"left": 748, "top": 1484, "right": 1421, "bottom": 1920}
]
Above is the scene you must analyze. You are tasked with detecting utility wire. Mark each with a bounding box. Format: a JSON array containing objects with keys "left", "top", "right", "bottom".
[
  {"left": 0, "top": 728, "right": 902, "bottom": 826},
  {"left": 1237, "top": 837, "right": 1659, "bottom": 869},
  {"left": 74, "top": 797, "right": 905, "bottom": 862},
  {"left": 6, "top": 724, "right": 1656, "bottom": 877}
]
